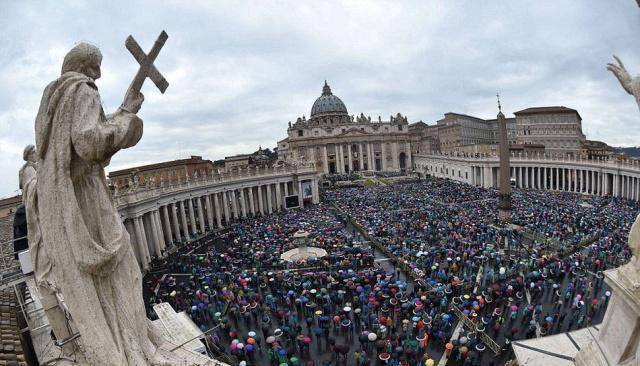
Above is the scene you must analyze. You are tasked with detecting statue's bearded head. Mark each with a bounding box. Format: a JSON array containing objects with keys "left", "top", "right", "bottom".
[{"left": 61, "top": 42, "right": 102, "bottom": 80}]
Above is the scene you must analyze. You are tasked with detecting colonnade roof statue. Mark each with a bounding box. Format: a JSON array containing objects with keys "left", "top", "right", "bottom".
[{"left": 20, "top": 31, "right": 213, "bottom": 365}]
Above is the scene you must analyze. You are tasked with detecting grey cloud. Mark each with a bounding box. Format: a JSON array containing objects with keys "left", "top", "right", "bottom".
[{"left": 1, "top": 0, "right": 640, "bottom": 196}]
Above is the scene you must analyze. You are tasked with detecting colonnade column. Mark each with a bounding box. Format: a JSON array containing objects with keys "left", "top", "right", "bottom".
[
  {"left": 133, "top": 216, "right": 150, "bottom": 270},
  {"left": 275, "top": 183, "right": 282, "bottom": 210},
  {"left": 214, "top": 193, "right": 223, "bottom": 228},
  {"left": 161, "top": 205, "right": 173, "bottom": 246},
  {"left": 170, "top": 203, "right": 181, "bottom": 243},
  {"left": 222, "top": 191, "right": 231, "bottom": 223},
  {"left": 197, "top": 197, "right": 206, "bottom": 233},
  {"left": 205, "top": 195, "right": 214, "bottom": 229},
  {"left": 187, "top": 198, "right": 197, "bottom": 236},
  {"left": 148, "top": 212, "right": 161, "bottom": 257},
  {"left": 257, "top": 186, "right": 265, "bottom": 214},
  {"left": 231, "top": 190, "right": 239, "bottom": 219},
  {"left": 266, "top": 184, "right": 274, "bottom": 213},
  {"left": 237, "top": 188, "right": 246, "bottom": 218},
  {"left": 248, "top": 187, "right": 256, "bottom": 215},
  {"left": 179, "top": 200, "right": 189, "bottom": 240}
]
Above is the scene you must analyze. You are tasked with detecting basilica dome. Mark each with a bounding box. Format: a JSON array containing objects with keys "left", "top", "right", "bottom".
[{"left": 310, "top": 81, "right": 348, "bottom": 117}]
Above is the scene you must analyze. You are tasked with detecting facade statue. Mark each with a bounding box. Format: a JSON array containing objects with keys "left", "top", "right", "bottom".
[{"left": 33, "top": 42, "right": 183, "bottom": 365}]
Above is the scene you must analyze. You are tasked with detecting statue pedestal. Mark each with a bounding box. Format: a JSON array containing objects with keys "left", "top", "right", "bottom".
[{"left": 574, "top": 266, "right": 639, "bottom": 366}]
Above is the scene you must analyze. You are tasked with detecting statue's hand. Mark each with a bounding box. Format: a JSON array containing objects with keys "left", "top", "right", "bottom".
[
  {"left": 607, "top": 55, "right": 634, "bottom": 95},
  {"left": 122, "top": 91, "right": 144, "bottom": 114}
]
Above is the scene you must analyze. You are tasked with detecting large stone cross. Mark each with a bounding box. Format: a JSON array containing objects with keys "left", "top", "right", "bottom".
[{"left": 123, "top": 30, "right": 169, "bottom": 104}]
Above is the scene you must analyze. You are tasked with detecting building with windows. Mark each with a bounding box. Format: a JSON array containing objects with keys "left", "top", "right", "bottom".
[
  {"left": 108, "top": 155, "right": 215, "bottom": 189},
  {"left": 435, "top": 112, "right": 517, "bottom": 153},
  {"left": 514, "top": 106, "right": 586, "bottom": 157},
  {"left": 277, "top": 82, "right": 413, "bottom": 174}
]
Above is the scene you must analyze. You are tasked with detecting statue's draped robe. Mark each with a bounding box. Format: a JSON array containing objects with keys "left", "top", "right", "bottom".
[{"left": 35, "top": 71, "right": 157, "bottom": 365}]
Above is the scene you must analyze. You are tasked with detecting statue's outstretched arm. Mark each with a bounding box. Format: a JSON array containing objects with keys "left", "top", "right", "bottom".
[{"left": 607, "top": 55, "right": 634, "bottom": 95}]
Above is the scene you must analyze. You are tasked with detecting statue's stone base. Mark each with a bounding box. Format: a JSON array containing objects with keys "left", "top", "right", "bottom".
[
  {"left": 511, "top": 326, "right": 599, "bottom": 366},
  {"left": 513, "top": 266, "right": 640, "bottom": 366},
  {"left": 574, "top": 267, "right": 639, "bottom": 366},
  {"left": 26, "top": 278, "right": 226, "bottom": 366}
]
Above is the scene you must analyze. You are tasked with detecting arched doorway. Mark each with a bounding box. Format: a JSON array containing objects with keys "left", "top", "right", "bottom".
[{"left": 399, "top": 152, "right": 406, "bottom": 173}]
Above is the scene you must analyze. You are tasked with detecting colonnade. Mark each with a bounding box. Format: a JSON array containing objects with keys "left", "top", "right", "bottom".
[
  {"left": 121, "top": 178, "right": 320, "bottom": 271},
  {"left": 415, "top": 154, "right": 640, "bottom": 202}
]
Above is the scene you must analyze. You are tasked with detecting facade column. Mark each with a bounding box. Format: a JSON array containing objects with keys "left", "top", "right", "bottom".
[
  {"left": 368, "top": 143, "right": 374, "bottom": 171},
  {"left": 536, "top": 167, "right": 541, "bottom": 189},
  {"left": 358, "top": 143, "right": 364, "bottom": 171},
  {"left": 347, "top": 143, "right": 353, "bottom": 172},
  {"left": 179, "top": 200, "right": 189, "bottom": 240},
  {"left": 392, "top": 142, "right": 399, "bottom": 170},
  {"left": 205, "top": 195, "right": 214, "bottom": 229},
  {"left": 214, "top": 193, "right": 223, "bottom": 228},
  {"left": 248, "top": 187, "right": 256, "bottom": 215},
  {"left": 561, "top": 168, "right": 565, "bottom": 191},
  {"left": 381, "top": 142, "right": 387, "bottom": 171},
  {"left": 336, "top": 145, "right": 343, "bottom": 174},
  {"left": 161, "top": 205, "right": 173, "bottom": 246},
  {"left": 323, "top": 145, "right": 329, "bottom": 174},
  {"left": 257, "top": 186, "right": 265, "bottom": 214},
  {"left": 275, "top": 182, "right": 282, "bottom": 210},
  {"left": 284, "top": 182, "right": 289, "bottom": 196},
  {"left": 525, "top": 167, "right": 529, "bottom": 189},
  {"left": 298, "top": 180, "right": 304, "bottom": 205},
  {"left": 170, "top": 203, "right": 181, "bottom": 243},
  {"left": 133, "top": 216, "right": 150, "bottom": 270},
  {"left": 311, "top": 178, "right": 320, "bottom": 204}
]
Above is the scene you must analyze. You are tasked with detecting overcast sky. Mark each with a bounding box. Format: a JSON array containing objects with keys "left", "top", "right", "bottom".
[{"left": 1, "top": 1, "right": 640, "bottom": 197}]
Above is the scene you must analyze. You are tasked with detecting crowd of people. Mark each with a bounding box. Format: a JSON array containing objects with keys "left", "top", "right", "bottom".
[{"left": 142, "top": 177, "right": 638, "bottom": 366}]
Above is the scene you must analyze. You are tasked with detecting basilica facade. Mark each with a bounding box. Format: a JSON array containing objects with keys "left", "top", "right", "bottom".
[{"left": 277, "top": 82, "right": 413, "bottom": 174}]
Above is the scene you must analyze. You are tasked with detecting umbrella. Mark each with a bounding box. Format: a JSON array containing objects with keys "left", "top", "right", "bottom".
[{"left": 266, "top": 336, "right": 276, "bottom": 344}]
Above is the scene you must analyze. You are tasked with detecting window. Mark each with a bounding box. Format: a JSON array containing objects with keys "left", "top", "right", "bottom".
[
  {"left": 298, "top": 130, "right": 304, "bottom": 137},
  {"left": 398, "top": 125, "right": 403, "bottom": 131}
]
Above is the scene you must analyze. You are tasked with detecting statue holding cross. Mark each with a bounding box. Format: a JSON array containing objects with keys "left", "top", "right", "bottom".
[{"left": 28, "top": 31, "right": 212, "bottom": 365}]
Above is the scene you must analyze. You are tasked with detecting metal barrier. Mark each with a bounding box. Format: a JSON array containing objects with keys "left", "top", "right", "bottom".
[{"left": 449, "top": 304, "right": 501, "bottom": 355}]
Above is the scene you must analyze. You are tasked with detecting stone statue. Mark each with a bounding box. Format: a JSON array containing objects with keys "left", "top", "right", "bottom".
[
  {"left": 607, "top": 55, "right": 640, "bottom": 112},
  {"left": 32, "top": 42, "right": 185, "bottom": 365},
  {"left": 607, "top": 55, "right": 640, "bottom": 287},
  {"left": 19, "top": 145, "right": 77, "bottom": 355}
]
